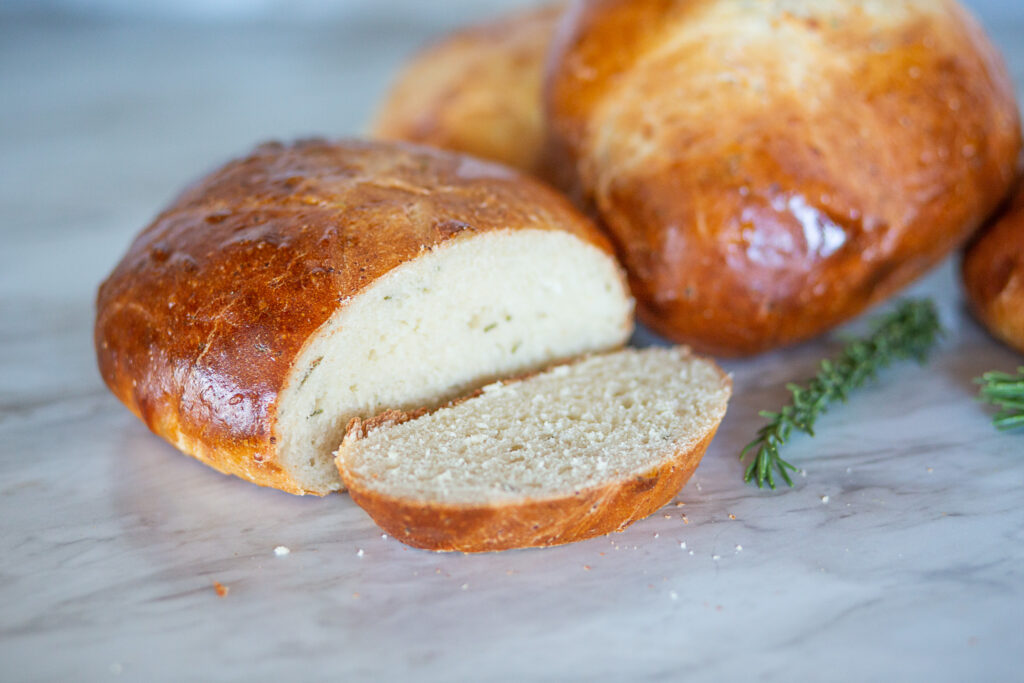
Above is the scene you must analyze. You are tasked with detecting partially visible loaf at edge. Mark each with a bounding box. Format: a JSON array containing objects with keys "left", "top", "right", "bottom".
[
  {"left": 546, "top": 0, "right": 1021, "bottom": 355},
  {"left": 963, "top": 182, "right": 1024, "bottom": 354},
  {"left": 95, "top": 139, "right": 634, "bottom": 495},
  {"left": 371, "top": 3, "right": 562, "bottom": 175}
]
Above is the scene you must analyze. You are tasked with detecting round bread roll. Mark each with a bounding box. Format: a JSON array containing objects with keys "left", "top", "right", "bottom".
[
  {"left": 372, "top": 3, "right": 562, "bottom": 175},
  {"left": 546, "top": 0, "right": 1021, "bottom": 355},
  {"left": 963, "top": 183, "right": 1024, "bottom": 354},
  {"left": 95, "top": 139, "right": 634, "bottom": 495}
]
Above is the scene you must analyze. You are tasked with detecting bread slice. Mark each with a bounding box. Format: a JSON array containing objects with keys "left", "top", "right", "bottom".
[
  {"left": 336, "top": 347, "right": 730, "bottom": 552},
  {"left": 95, "top": 139, "right": 633, "bottom": 495}
]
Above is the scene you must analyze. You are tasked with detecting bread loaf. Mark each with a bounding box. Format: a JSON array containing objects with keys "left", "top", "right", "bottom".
[
  {"left": 963, "top": 183, "right": 1024, "bottom": 354},
  {"left": 95, "top": 139, "right": 634, "bottom": 495},
  {"left": 546, "top": 0, "right": 1021, "bottom": 355},
  {"left": 337, "top": 347, "right": 730, "bottom": 552},
  {"left": 372, "top": 3, "right": 562, "bottom": 175}
]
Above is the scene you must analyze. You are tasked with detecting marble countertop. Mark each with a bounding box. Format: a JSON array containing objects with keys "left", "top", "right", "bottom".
[{"left": 2, "top": 5, "right": 1023, "bottom": 681}]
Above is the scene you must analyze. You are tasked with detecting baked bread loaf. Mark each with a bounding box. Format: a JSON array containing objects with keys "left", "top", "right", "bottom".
[
  {"left": 546, "top": 0, "right": 1021, "bottom": 355},
  {"left": 963, "top": 183, "right": 1024, "bottom": 354},
  {"left": 337, "top": 347, "right": 730, "bottom": 552},
  {"left": 372, "top": 3, "right": 562, "bottom": 175},
  {"left": 95, "top": 139, "right": 634, "bottom": 495}
]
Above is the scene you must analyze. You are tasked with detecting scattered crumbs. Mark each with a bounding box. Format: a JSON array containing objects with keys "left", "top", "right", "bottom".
[
  {"left": 669, "top": 591, "right": 679, "bottom": 601},
  {"left": 357, "top": 549, "right": 364, "bottom": 557},
  {"left": 583, "top": 565, "right": 592, "bottom": 571},
  {"left": 712, "top": 554, "right": 721, "bottom": 561},
  {"left": 599, "top": 552, "right": 605, "bottom": 556},
  {"left": 695, "top": 482, "right": 702, "bottom": 492},
  {"left": 679, "top": 541, "right": 687, "bottom": 549},
  {"left": 213, "top": 581, "right": 229, "bottom": 598},
  {"left": 663, "top": 514, "right": 671, "bottom": 519},
  {"left": 352, "top": 592, "right": 360, "bottom": 599},
  {"left": 273, "top": 546, "right": 290, "bottom": 557},
  {"left": 381, "top": 534, "right": 388, "bottom": 540},
  {"left": 506, "top": 569, "right": 516, "bottom": 575},
  {"left": 821, "top": 495, "right": 830, "bottom": 504},
  {"left": 654, "top": 533, "right": 659, "bottom": 538},
  {"left": 689, "top": 550, "right": 694, "bottom": 556},
  {"left": 674, "top": 501, "right": 685, "bottom": 508},
  {"left": 927, "top": 467, "right": 934, "bottom": 474},
  {"left": 728, "top": 514, "right": 736, "bottom": 520},
  {"left": 436, "top": 568, "right": 442, "bottom": 574},
  {"left": 735, "top": 545, "right": 743, "bottom": 552},
  {"left": 682, "top": 515, "right": 689, "bottom": 524},
  {"left": 461, "top": 583, "right": 469, "bottom": 591},
  {"left": 801, "top": 469, "right": 808, "bottom": 478}
]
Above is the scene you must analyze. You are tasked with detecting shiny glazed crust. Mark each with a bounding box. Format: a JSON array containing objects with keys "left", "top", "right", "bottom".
[
  {"left": 94, "top": 139, "right": 616, "bottom": 494},
  {"left": 963, "top": 183, "right": 1024, "bottom": 354},
  {"left": 372, "top": 3, "right": 562, "bottom": 175},
  {"left": 546, "top": 0, "right": 1021, "bottom": 355},
  {"left": 340, "top": 421, "right": 719, "bottom": 553}
]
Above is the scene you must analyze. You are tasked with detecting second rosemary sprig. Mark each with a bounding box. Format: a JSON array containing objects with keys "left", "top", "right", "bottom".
[
  {"left": 976, "top": 367, "right": 1024, "bottom": 431},
  {"left": 741, "top": 299, "right": 944, "bottom": 489}
]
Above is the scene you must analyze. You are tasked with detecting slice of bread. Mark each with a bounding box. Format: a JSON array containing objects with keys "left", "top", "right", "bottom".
[{"left": 336, "top": 347, "right": 731, "bottom": 552}]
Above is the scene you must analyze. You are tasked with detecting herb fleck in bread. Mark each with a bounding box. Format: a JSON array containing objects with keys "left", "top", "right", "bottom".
[{"left": 336, "top": 347, "right": 730, "bottom": 552}]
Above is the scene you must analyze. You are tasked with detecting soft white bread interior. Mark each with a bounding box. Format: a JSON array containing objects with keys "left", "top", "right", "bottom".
[
  {"left": 279, "top": 229, "right": 633, "bottom": 494},
  {"left": 336, "top": 347, "right": 730, "bottom": 552}
]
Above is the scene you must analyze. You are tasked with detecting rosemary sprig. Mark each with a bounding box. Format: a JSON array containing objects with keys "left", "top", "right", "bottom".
[
  {"left": 741, "top": 299, "right": 944, "bottom": 488},
  {"left": 976, "top": 368, "right": 1024, "bottom": 431}
]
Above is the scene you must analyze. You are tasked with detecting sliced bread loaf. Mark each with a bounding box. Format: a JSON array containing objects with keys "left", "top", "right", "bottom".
[
  {"left": 336, "top": 347, "right": 731, "bottom": 552},
  {"left": 95, "top": 139, "right": 633, "bottom": 495}
]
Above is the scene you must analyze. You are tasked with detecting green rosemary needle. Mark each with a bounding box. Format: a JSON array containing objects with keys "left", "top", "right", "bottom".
[
  {"left": 976, "top": 367, "right": 1024, "bottom": 431},
  {"left": 741, "top": 299, "right": 944, "bottom": 489}
]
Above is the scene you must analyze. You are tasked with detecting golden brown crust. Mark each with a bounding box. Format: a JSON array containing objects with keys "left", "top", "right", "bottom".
[
  {"left": 95, "top": 139, "right": 616, "bottom": 494},
  {"left": 963, "top": 183, "right": 1024, "bottom": 355},
  {"left": 372, "top": 3, "right": 563, "bottom": 175},
  {"left": 342, "top": 428, "right": 718, "bottom": 553},
  {"left": 546, "top": 0, "right": 1021, "bottom": 355}
]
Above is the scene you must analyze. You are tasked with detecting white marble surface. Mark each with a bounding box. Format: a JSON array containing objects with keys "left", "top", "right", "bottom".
[{"left": 2, "top": 4, "right": 1024, "bottom": 682}]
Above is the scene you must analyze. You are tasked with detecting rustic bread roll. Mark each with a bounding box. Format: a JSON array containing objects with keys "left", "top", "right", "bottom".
[
  {"left": 372, "top": 3, "right": 562, "bottom": 175},
  {"left": 963, "top": 183, "right": 1024, "bottom": 354},
  {"left": 337, "top": 347, "right": 730, "bottom": 552},
  {"left": 546, "top": 0, "right": 1021, "bottom": 356},
  {"left": 95, "top": 139, "right": 634, "bottom": 495}
]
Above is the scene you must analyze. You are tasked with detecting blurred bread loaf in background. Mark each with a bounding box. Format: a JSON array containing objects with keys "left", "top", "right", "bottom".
[{"left": 372, "top": 3, "right": 562, "bottom": 175}]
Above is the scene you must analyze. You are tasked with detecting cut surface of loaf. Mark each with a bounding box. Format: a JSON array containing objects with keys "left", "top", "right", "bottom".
[
  {"left": 337, "top": 347, "right": 730, "bottom": 552},
  {"left": 95, "top": 139, "right": 633, "bottom": 495},
  {"left": 372, "top": 3, "right": 562, "bottom": 175}
]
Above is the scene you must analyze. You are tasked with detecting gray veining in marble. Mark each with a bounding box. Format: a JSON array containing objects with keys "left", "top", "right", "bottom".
[{"left": 2, "top": 2, "right": 1023, "bottom": 681}]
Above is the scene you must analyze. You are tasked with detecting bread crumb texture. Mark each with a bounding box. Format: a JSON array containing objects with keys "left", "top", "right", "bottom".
[{"left": 339, "top": 347, "right": 729, "bottom": 504}]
